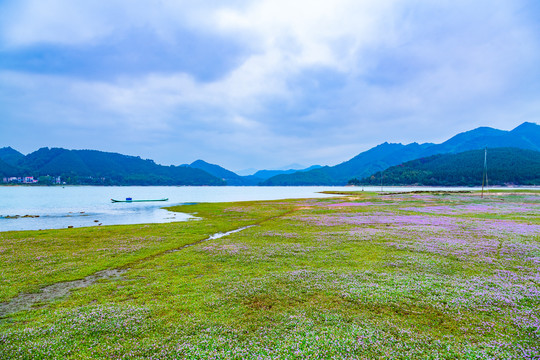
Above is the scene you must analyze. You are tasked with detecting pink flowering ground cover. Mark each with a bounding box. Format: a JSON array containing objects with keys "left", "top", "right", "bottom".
[
  {"left": 400, "top": 203, "right": 539, "bottom": 215},
  {"left": 0, "top": 190, "right": 538, "bottom": 359},
  {"left": 327, "top": 202, "right": 394, "bottom": 207}
]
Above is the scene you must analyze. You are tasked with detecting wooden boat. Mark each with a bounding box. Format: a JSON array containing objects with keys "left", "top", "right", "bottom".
[{"left": 111, "top": 198, "right": 168, "bottom": 203}]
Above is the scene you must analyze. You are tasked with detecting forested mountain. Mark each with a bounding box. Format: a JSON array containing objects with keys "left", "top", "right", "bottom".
[
  {"left": 352, "top": 148, "right": 540, "bottom": 186},
  {"left": 3, "top": 148, "right": 224, "bottom": 185},
  {"left": 0, "top": 158, "right": 23, "bottom": 177},
  {"left": 262, "top": 122, "right": 540, "bottom": 185},
  {"left": 0, "top": 147, "right": 25, "bottom": 167}
]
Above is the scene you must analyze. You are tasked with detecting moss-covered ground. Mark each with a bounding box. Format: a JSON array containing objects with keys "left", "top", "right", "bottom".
[{"left": 0, "top": 191, "right": 538, "bottom": 359}]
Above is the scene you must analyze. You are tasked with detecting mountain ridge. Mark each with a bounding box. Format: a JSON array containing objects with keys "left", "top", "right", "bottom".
[
  {"left": 188, "top": 160, "right": 259, "bottom": 185},
  {"left": 2, "top": 122, "right": 538, "bottom": 186},
  {"left": 262, "top": 122, "right": 540, "bottom": 185},
  {"left": 0, "top": 147, "right": 25, "bottom": 167}
]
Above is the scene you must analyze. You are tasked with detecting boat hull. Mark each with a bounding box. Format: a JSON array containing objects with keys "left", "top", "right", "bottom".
[{"left": 111, "top": 198, "right": 168, "bottom": 203}]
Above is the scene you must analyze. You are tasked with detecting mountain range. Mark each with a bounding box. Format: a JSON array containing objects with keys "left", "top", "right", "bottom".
[
  {"left": 353, "top": 147, "right": 540, "bottom": 186},
  {"left": 1, "top": 122, "right": 539, "bottom": 186},
  {"left": 185, "top": 160, "right": 322, "bottom": 185},
  {"left": 260, "top": 122, "right": 540, "bottom": 185}
]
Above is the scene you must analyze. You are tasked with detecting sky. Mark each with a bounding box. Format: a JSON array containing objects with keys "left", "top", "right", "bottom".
[{"left": 1, "top": 0, "right": 540, "bottom": 172}]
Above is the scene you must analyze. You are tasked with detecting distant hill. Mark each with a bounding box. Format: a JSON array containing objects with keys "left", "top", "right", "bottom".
[
  {"left": 253, "top": 169, "right": 298, "bottom": 180},
  {"left": 188, "top": 160, "right": 259, "bottom": 185},
  {"left": 275, "top": 163, "right": 305, "bottom": 170},
  {"left": 261, "top": 142, "right": 433, "bottom": 185},
  {"left": 262, "top": 122, "right": 540, "bottom": 185},
  {"left": 352, "top": 148, "right": 540, "bottom": 186},
  {"left": 235, "top": 164, "right": 319, "bottom": 177},
  {"left": 0, "top": 147, "right": 25, "bottom": 167},
  {"left": 253, "top": 165, "right": 322, "bottom": 181},
  {"left": 4, "top": 148, "right": 225, "bottom": 186},
  {"left": 188, "top": 161, "right": 322, "bottom": 184},
  {"left": 235, "top": 168, "right": 258, "bottom": 176}
]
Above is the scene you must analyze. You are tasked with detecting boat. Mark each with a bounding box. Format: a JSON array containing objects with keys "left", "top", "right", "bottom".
[{"left": 111, "top": 198, "right": 168, "bottom": 203}]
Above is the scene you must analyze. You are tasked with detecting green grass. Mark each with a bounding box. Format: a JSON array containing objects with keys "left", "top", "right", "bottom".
[{"left": 0, "top": 192, "right": 538, "bottom": 359}]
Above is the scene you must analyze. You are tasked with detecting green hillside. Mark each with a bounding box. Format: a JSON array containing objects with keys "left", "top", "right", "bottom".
[
  {"left": 0, "top": 158, "right": 23, "bottom": 177},
  {"left": 0, "top": 147, "right": 25, "bottom": 167},
  {"left": 352, "top": 148, "right": 540, "bottom": 186},
  {"left": 5, "top": 148, "right": 225, "bottom": 186}
]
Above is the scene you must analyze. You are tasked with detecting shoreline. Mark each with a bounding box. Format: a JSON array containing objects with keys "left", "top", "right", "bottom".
[{"left": 2, "top": 188, "right": 539, "bottom": 233}]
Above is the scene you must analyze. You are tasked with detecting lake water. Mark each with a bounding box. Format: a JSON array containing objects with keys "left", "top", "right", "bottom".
[
  {"left": 0, "top": 185, "right": 527, "bottom": 231},
  {"left": 0, "top": 186, "right": 351, "bottom": 231}
]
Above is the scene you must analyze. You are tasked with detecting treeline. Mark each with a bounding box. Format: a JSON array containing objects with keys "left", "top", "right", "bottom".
[
  {"left": 0, "top": 147, "right": 225, "bottom": 186},
  {"left": 350, "top": 148, "right": 540, "bottom": 186}
]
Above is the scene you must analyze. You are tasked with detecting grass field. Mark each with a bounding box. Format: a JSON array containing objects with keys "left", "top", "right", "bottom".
[{"left": 0, "top": 191, "right": 539, "bottom": 359}]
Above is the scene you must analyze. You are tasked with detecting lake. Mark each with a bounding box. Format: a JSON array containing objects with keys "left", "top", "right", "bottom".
[{"left": 0, "top": 185, "right": 525, "bottom": 231}]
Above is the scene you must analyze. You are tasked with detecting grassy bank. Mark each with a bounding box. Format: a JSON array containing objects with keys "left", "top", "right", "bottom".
[{"left": 0, "top": 191, "right": 538, "bottom": 359}]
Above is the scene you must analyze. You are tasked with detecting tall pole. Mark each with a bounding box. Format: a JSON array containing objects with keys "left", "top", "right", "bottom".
[
  {"left": 485, "top": 149, "right": 489, "bottom": 189},
  {"left": 481, "top": 147, "right": 487, "bottom": 199}
]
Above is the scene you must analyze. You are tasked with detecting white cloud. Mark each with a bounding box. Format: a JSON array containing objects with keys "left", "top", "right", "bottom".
[
  {"left": 1, "top": 0, "right": 114, "bottom": 47},
  {"left": 0, "top": 0, "right": 226, "bottom": 47},
  {"left": 1, "top": 0, "right": 539, "bottom": 168}
]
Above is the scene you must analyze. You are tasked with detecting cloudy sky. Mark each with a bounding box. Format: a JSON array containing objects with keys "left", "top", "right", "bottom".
[{"left": 1, "top": 0, "right": 539, "bottom": 171}]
